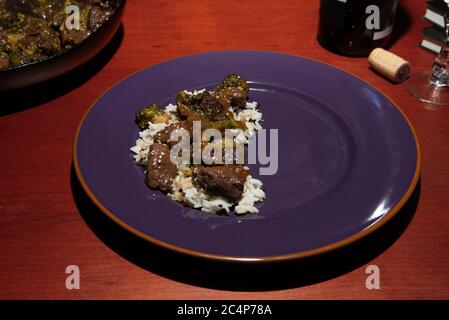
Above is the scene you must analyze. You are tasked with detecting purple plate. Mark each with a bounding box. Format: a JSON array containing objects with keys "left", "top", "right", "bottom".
[{"left": 74, "top": 51, "right": 420, "bottom": 262}]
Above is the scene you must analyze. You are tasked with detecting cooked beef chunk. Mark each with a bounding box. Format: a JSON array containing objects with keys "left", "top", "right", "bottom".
[
  {"left": 154, "top": 121, "right": 190, "bottom": 148},
  {"left": 18, "top": 16, "right": 61, "bottom": 55},
  {"left": 146, "top": 143, "right": 177, "bottom": 192},
  {"left": 193, "top": 139, "right": 246, "bottom": 165},
  {"left": 200, "top": 92, "right": 229, "bottom": 121},
  {"left": 59, "top": 27, "right": 91, "bottom": 47},
  {"left": 176, "top": 103, "right": 203, "bottom": 133},
  {"left": 17, "top": 33, "right": 60, "bottom": 55},
  {"left": 193, "top": 165, "right": 249, "bottom": 202},
  {"left": 22, "top": 16, "right": 47, "bottom": 36},
  {"left": 216, "top": 87, "right": 248, "bottom": 111}
]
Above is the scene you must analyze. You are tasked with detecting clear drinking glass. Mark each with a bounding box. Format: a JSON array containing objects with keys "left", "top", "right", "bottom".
[{"left": 405, "top": 14, "right": 449, "bottom": 105}]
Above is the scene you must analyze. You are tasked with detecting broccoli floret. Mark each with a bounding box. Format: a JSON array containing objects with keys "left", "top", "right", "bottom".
[
  {"left": 221, "top": 114, "right": 246, "bottom": 130},
  {"left": 176, "top": 91, "right": 205, "bottom": 111},
  {"left": 216, "top": 74, "right": 249, "bottom": 95},
  {"left": 135, "top": 103, "right": 163, "bottom": 129}
]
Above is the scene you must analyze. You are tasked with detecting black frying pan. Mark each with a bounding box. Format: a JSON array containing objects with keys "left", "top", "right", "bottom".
[{"left": 0, "top": 0, "right": 126, "bottom": 92}]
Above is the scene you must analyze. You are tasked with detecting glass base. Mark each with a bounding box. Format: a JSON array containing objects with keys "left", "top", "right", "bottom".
[{"left": 405, "top": 72, "right": 449, "bottom": 106}]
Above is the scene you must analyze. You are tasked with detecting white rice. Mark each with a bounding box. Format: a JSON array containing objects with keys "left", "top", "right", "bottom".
[
  {"left": 130, "top": 104, "right": 178, "bottom": 165},
  {"left": 168, "top": 168, "right": 265, "bottom": 214},
  {"left": 130, "top": 90, "right": 265, "bottom": 214},
  {"left": 183, "top": 89, "right": 207, "bottom": 95},
  {"left": 130, "top": 122, "right": 167, "bottom": 165},
  {"left": 235, "top": 176, "right": 265, "bottom": 214},
  {"left": 235, "top": 101, "right": 263, "bottom": 134}
]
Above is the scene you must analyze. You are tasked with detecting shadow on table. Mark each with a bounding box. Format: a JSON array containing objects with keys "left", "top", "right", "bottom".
[
  {"left": 0, "top": 25, "right": 124, "bottom": 117},
  {"left": 71, "top": 167, "right": 420, "bottom": 292}
]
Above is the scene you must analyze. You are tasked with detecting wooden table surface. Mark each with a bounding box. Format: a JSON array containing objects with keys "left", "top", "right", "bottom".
[{"left": 1, "top": 0, "right": 448, "bottom": 300}]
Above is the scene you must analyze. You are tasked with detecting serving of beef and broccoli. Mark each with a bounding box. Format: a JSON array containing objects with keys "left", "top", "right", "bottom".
[{"left": 130, "top": 74, "right": 266, "bottom": 215}]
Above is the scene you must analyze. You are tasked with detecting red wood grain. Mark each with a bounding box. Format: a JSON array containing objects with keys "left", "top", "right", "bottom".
[{"left": 1, "top": 0, "right": 448, "bottom": 299}]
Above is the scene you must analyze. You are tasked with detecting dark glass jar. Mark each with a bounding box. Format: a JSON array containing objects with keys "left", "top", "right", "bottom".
[{"left": 318, "top": 0, "right": 399, "bottom": 57}]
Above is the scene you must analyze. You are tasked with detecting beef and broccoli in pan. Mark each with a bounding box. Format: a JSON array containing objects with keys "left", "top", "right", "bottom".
[{"left": 0, "top": 0, "right": 119, "bottom": 69}]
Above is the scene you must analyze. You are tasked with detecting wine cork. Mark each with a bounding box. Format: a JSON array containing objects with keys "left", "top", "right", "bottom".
[{"left": 368, "top": 48, "right": 410, "bottom": 83}]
